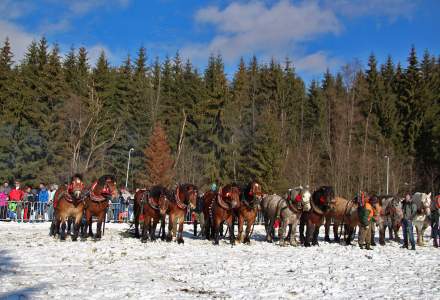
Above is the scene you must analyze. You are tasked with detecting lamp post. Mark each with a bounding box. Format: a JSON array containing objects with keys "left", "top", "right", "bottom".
[
  {"left": 125, "top": 148, "right": 134, "bottom": 189},
  {"left": 384, "top": 155, "right": 390, "bottom": 195}
]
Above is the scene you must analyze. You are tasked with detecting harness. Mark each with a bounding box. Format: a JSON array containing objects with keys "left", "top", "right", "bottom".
[
  {"left": 175, "top": 188, "right": 188, "bottom": 210},
  {"left": 217, "top": 192, "right": 231, "bottom": 210},
  {"left": 311, "top": 198, "right": 325, "bottom": 215},
  {"left": 88, "top": 181, "right": 111, "bottom": 202}
]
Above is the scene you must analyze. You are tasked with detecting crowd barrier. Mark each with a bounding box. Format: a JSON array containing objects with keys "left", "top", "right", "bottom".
[{"left": 0, "top": 201, "right": 266, "bottom": 224}]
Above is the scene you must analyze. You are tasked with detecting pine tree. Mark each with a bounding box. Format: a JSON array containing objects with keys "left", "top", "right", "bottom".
[{"left": 143, "top": 123, "right": 175, "bottom": 187}]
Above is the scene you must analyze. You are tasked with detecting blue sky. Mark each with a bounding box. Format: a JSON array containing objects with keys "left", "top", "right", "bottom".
[{"left": 1, "top": 0, "right": 439, "bottom": 81}]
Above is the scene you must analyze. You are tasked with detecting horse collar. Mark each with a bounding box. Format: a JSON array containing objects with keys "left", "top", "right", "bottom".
[
  {"left": 175, "top": 190, "right": 188, "bottom": 210},
  {"left": 217, "top": 193, "right": 230, "bottom": 210}
]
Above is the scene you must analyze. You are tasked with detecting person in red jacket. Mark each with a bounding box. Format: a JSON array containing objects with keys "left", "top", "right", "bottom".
[{"left": 9, "top": 181, "right": 24, "bottom": 222}]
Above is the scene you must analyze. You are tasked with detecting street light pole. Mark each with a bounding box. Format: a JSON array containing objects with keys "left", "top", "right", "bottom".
[
  {"left": 125, "top": 148, "right": 134, "bottom": 189},
  {"left": 385, "top": 155, "right": 390, "bottom": 195}
]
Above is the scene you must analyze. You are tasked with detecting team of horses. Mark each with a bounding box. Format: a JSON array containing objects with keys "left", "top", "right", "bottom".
[{"left": 49, "top": 175, "right": 435, "bottom": 248}]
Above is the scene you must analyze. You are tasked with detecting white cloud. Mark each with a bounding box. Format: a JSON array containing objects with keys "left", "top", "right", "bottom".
[
  {"left": 295, "top": 51, "right": 342, "bottom": 75},
  {"left": 181, "top": 0, "right": 341, "bottom": 74},
  {"left": 323, "top": 0, "right": 417, "bottom": 19},
  {"left": 0, "top": 0, "right": 34, "bottom": 20},
  {"left": 0, "top": 20, "right": 35, "bottom": 63},
  {"left": 87, "top": 44, "right": 119, "bottom": 67}
]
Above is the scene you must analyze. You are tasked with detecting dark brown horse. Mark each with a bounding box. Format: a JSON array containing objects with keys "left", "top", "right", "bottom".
[
  {"left": 83, "top": 175, "right": 118, "bottom": 240},
  {"left": 209, "top": 184, "right": 240, "bottom": 245},
  {"left": 133, "top": 185, "right": 169, "bottom": 242},
  {"left": 50, "top": 174, "right": 85, "bottom": 241},
  {"left": 235, "top": 181, "right": 263, "bottom": 244},
  {"left": 202, "top": 190, "right": 216, "bottom": 240},
  {"left": 299, "top": 186, "right": 335, "bottom": 247},
  {"left": 164, "top": 184, "right": 198, "bottom": 244}
]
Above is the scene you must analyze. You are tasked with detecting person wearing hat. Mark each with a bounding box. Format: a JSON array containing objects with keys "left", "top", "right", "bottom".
[
  {"left": 358, "top": 192, "right": 374, "bottom": 250},
  {"left": 9, "top": 181, "right": 24, "bottom": 222},
  {"left": 401, "top": 193, "right": 417, "bottom": 250}
]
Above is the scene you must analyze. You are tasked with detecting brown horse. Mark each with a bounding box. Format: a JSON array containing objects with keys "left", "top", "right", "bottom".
[
  {"left": 202, "top": 190, "right": 216, "bottom": 240},
  {"left": 299, "top": 186, "right": 335, "bottom": 247},
  {"left": 164, "top": 184, "right": 198, "bottom": 244},
  {"left": 50, "top": 175, "right": 85, "bottom": 241},
  {"left": 133, "top": 185, "right": 169, "bottom": 242},
  {"left": 235, "top": 181, "right": 263, "bottom": 244},
  {"left": 209, "top": 184, "right": 240, "bottom": 245},
  {"left": 83, "top": 175, "right": 118, "bottom": 240}
]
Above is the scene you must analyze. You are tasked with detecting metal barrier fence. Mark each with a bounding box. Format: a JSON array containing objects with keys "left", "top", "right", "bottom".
[{"left": 0, "top": 201, "right": 266, "bottom": 224}]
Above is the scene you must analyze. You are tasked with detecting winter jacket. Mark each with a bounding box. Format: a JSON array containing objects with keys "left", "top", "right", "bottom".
[
  {"left": 38, "top": 189, "right": 49, "bottom": 203},
  {"left": 359, "top": 202, "right": 374, "bottom": 226},
  {"left": 0, "top": 192, "right": 7, "bottom": 206},
  {"left": 9, "top": 188, "right": 24, "bottom": 201},
  {"left": 402, "top": 201, "right": 417, "bottom": 221}
]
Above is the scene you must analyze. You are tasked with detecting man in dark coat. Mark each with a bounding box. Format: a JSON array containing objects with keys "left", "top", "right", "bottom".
[{"left": 401, "top": 194, "right": 417, "bottom": 250}]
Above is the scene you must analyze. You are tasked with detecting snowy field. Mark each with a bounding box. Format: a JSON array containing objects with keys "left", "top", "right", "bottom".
[{"left": 0, "top": 222, "right": 439, "bottom": 300}]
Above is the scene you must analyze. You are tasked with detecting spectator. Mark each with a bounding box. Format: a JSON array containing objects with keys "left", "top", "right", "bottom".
[
  {"left": 3, "top": 181, "right": 11, "bottom": 196},
  {"left": 401, "top": 194, "right": 417, "bottom": 250},
  {"left": 357, "top": 192, "right": 374, "bottom": 250},
  {"left": 47, "top": 184, "right": 57, "bottom": 221},
  {"left": 120, "top": 187, "right": 132, "bottom": 222},
  {"left": 9, "top": 181, "right": 24, "bottom": 222},
  {"left": 24, "top": 186, "right": 35, "bottom": 222},
  {"left": 38, "top": 183, "right": 49, "bottom": 221},
  {"left": 0, "top": 186, "right": 8, "bottom": 220}
]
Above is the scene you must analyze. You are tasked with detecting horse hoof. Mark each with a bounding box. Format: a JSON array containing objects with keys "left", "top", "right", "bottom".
[
  {"left": 214, "top": 241, "right": 219, "bottom": 245},
  {"left": 134, "top": 233, "right": 140, "bottom": 239},
  {"left": 177, "top": 239, "right": 184, "bottom": 245},
  {"left": 244, "top": 238, "right": 250, "bottom": 244},
  {"left": 71, "top": 237, "right": 78, "bottom": 242},
  {"left": 141, "top": 239, "right": 147, "bottom": 243},
  {"left": 324, "top": 237, "right": 331, "bottom": 243}
]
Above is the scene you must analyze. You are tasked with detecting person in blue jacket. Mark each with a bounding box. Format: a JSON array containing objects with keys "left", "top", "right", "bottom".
[{"left": 38, "top": 183, "right": 49, "bottom": 221}]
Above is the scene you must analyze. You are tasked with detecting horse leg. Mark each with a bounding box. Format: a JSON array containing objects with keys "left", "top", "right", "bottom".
[
  {"left": 71, "top": 213, "right": 80, "bottom": 241},
  {"left": 141, "top": 216, "right": 148, "bottom": 243},
  {"left": 213, "top": 217, "right": 221, "bottom": 245},
  {"left": 279, "top": 217, "right": 287, "bottom": 246},
  {"left": 299, "top": 214, "right": 306, "bottom": 244},
  {"left": 60, "top": 218, "right": 67, "bottom": 241},
  {"left": 324, "top": 217, "right": 331, "bottom": 242},
  {"left": 244, "top": 216, "right": 254, "bottom": 244},
  {"left": 290, "top": 218, "right": 299, "bottom": 246},
  {"left": 95, "top": 212, "right": 104, "bottom": 240},
  {"left": 177, "top": 218, "right": 184, "bottom": 244},
  {"left": 237, "top": 214, "right": 244, "bottom": 243},
  {"left": 193, "top": 219, "right": 198, "bottom": 237},
  {"left": 312, "top": 224, "right": 320, "bottom": 246},
  {"left": 333, "top": 222, "right": 340, "bottom": 243},
  {"left": 134, "top": 206, "right": 140, "bottom": 239},
  {"left": 379, "top": 224, "right": 385, "bottom": 246},
  {"left": 304, "top": 221, "right": 314, "bottom": 247},
  {"left": 228, "top": 216, "right": 235, "bottom": 246},
  {"left": 166, "top": 214, "right": 173, "bottom": 242}
]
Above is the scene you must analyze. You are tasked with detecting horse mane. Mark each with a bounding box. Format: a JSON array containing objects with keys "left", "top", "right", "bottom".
[
  {"left": 312, "top": 186, "right": 334, "bottom": 205},
  {"left": 150, "top": 185, "right": 167, "bottom": 199},
  {"left": 71, "top": 173, "right": 83, "bottom": 181},
  {"left": 97, "top": 174, "right": 116, "bottom": 186}
]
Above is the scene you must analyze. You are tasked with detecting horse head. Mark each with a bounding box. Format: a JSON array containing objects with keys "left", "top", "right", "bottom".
[
  {"left": 417, "top": 192, "right": 432, "bottom": 216},
  {"left": 70, "top": 174, "right": 85, "bottom": 201},
  {"left": 301, "top": 187, "right": 312, "bottom": 212},
  {"left": 312, "top": 186, "right": 335, "bottom": 212},
  {"left": 159, "top": 188, "right": 170, "bottom": 216},
  {"left": 221, "top": 184, "right": 240, "bottom": 209},
  {"left": 94, "top": 175, "right": 118, "bottom": 200},
  {"left": 178, "top": 184, "right": 198, "bottom": 209},
  {"left": 247, "top": 181, "right": 263, "bottom": 209}
]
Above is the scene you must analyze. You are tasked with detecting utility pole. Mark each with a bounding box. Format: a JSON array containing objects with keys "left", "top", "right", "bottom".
[
  {"left": 384, "top": 155, "right": 390, "bottom": 194},
  {"left": 125, "top": 148, "right": 134, "bottom": 189}
]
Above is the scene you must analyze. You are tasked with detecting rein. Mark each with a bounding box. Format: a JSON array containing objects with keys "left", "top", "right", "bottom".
[{"left": 217, "top": 193, "right": 231, "bottom": 210}]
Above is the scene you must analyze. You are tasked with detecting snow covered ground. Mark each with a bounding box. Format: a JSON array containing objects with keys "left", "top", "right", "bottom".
[{"left": 0, "top": 222, "right": 439, "bottom": 300}]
